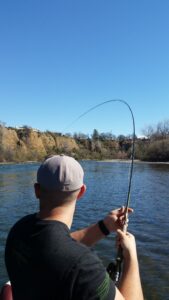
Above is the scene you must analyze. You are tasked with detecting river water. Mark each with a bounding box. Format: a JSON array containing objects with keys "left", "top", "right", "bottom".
[{"left": 0, "top": 161, "right": 169, "bottom": 300}]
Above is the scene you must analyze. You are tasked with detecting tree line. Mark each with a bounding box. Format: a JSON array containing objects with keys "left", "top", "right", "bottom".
[{"left": 64, "top": 129, "right": 133, "bottom": 142}]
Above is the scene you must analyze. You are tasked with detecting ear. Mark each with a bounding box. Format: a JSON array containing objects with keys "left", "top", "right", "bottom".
[
  {"left": 34, "top": 183, "right": 41, "bottom": 199},
  {"left": 77, "top": 184, "right": 86, "bottom": 200}
]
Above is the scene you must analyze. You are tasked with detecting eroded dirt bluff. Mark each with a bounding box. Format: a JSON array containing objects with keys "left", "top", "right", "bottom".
[{"left": 0, "top": 127, "right": 79, "bottom": 162}]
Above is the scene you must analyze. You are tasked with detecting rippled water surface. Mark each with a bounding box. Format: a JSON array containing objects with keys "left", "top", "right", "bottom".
[{"left": 0, "top": 161, "right": 169, "bottom": 300}]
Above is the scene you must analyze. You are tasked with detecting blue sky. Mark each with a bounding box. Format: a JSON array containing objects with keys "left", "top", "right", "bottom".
[{"left": 0, "top": 0, "right": 169, "bottom": 136}]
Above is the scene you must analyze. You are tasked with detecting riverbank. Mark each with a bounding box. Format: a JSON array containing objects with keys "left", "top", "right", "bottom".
[
  {"left": 97, "top": 159, "right": 169, "bottom": 164},
  {"left": 1, "top": 159, "right": 169, "bottom": 165},
  {"left": 0, "top": 161, "right": 39, "bottom": 165}
]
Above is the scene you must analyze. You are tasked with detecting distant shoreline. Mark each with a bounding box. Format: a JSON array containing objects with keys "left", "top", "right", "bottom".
[
  {"left": 0, "top": 161, "right": 39, "bottom": 165},
  {"left": 96, "top": 159, "right": 169, "bottom": 164},
  {"left": 1, "top": 159, "right": 169, "bottom": 165}
]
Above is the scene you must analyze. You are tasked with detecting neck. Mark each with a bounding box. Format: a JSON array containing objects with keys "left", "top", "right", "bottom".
[{"left": 37, "top": 201, "right": 76, "bottom": 229}]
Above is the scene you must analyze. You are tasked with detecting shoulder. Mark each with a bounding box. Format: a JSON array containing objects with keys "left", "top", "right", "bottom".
[
  {"left": 7, "top": 214, "right": 36, "bottom": 234},
  {"left": 11, "top": 214, "right": 36, "bottom": 228},
  {"left": 6, "top": 214, "right": 37, "bottom": 245}
]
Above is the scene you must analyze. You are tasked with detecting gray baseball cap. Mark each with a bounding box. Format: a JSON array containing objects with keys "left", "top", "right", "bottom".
[{"left": 37, "top": 155, "right": 84, "bottom": 191}]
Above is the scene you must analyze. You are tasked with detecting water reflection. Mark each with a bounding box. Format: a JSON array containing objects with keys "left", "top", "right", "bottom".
[{"left": 0, "top": 161, "right": 169, "bottom": 299}]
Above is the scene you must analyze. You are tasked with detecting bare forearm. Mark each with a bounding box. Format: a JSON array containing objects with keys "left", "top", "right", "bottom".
[
  {"left": 118, "top": 255, "right": 144, "bottom": 300},
  {"left": 71, "top": 223, "right": 105, "bottom": 246}
]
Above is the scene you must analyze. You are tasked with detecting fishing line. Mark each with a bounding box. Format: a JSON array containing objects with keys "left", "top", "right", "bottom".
[
  {"left": 65, "top": 99, "right": 136, "bottom": 282},
  {"left": 65, "top": 99, "right": 135, "bottom": 217}
]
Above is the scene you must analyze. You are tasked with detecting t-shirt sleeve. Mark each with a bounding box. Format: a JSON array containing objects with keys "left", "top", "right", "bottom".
[{"left": 67, "top": 250, "right": 116, "bottom": 300}]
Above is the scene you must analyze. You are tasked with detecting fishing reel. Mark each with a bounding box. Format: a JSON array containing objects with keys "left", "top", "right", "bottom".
[
  {"left": 107, "top": 245, "right": 123, "bottom": 284},
  {"left": 107, "top": 216, "right": 128, "bottom": 284}
]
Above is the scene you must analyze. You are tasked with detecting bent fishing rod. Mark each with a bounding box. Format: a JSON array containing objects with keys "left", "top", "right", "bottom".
[{"left": 66, "top": 99, "right": 136, "bottom": 283}]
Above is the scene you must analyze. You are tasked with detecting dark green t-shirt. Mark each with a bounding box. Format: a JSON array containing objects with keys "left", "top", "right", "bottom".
[{"left": 5, "top": 214, "right": 115, "bottom": 300}]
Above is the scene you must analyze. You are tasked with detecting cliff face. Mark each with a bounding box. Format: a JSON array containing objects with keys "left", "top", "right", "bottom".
[
  {"left": 0, "top": 126, "right": 135, "bottom": 163},
  {"left": 2, "top": 128, "right": 19, "bottom": 151},
  {"left": 1, "top": 125, "right": 168, "bottom": 163},
  {"left": 0, "top": 127, "right": 79, "bottom": 162}
]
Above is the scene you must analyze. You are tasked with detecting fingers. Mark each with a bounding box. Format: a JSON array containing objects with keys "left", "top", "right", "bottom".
[
  {"left": 116, "top": 230, "right": 132, "bottom": 247},
  {"left": 121, "top": 206, "right": 134, "bottom": 213},
  {"left": 104, "top": 207, "right": 134, "bottom": 233},
  {"left": 116, "top": 230, "right": 137, "bottom": 259},
  {"left": 128, "top": 208, "right": 134, "bottom": 214},
  {"left": 117, "top": 228, "right": 125, "bottom": 237},
  {"left": 117, "top": 229, "right": 134, "bottom": 239},
  {"left": 115, "top": 207, "right": 131, "bottom": 223},
  {"left": 111, "top": 206, "right": 134, "bottom": 216},
  {"left": 116, "top": 229, "right": 126, "bottom": 248}
]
